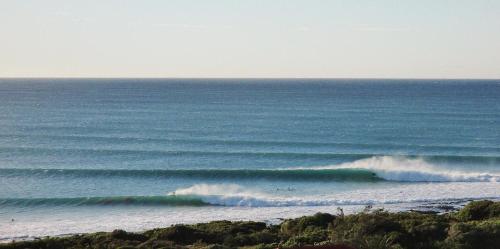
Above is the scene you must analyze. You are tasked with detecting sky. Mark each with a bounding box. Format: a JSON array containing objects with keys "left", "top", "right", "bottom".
[{"left": 1, "top": 0, "right": 500, "bottom": 78}]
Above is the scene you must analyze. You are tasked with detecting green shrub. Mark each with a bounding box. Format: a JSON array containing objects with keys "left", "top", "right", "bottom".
[
  {"left": 445, "top": 219, "right": 500, "bottom": 249},
  {"left": 455, "top": 200, "right": 500, "bottom": 221},
  {"left": 110, "top": 229, "right": 147, "bottom": 242},
  {"left": 280, "top": 212, "right": 335, "bottom": 237},
  {"left": 153, "top": 224, "right": 203, "bottom": 244}
]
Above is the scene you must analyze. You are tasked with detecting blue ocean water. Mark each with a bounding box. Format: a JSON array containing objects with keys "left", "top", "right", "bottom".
[{"left": 0, "top": 79, "right": 499, "bottom": 240}]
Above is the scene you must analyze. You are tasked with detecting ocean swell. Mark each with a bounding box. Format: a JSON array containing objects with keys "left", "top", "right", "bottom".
[
  {"left": 2, "top": 156, "right": 499, "bottom": 182},
  {"left": 0, "top": 168, "right": 380, "bottom": 181},
  {"left": 311, "top": 156, "right": 500, "bottom": 182},
  {"left": 0, "top": 195, "right": 208, "bottom": 207}
]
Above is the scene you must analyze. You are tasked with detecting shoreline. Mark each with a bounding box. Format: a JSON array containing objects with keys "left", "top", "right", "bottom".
[
  {"left": 2, "top": 200, "right": 498, "bottom": 249},
  {"left": 0, "top": 198, "right": 474, "bottom": 244}
]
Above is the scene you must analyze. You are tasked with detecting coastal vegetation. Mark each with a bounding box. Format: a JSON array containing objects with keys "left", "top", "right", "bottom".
[{"left": 2, "top": 200, "right": 499, "bottom": 249}]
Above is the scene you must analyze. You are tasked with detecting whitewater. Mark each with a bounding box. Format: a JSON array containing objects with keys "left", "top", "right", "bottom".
[{"left": 0, "top": 79, "right": 499, "bottom": 242}]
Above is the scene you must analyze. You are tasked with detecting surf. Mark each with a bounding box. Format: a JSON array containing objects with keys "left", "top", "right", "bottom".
[
  {"left": 1, "top": 156, "right": 499, "bottom": 182},
  {"left": 311, "top": 156, "right": 500, "bottom": 182},
  {"left": 4, "top": 182, "right": 497, "bottom": 208}
]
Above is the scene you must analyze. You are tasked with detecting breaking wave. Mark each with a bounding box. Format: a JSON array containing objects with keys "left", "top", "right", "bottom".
[
  {"left": 170, "top": 183, "right": 498, "bottom": 207},
  {"left": 2, "top": 156, "right": 498, "bottom": 182},
  {"left": 2, "top": 179, "right": 498, "bottom": 208},
  {"left": 309, "top": 156, "right": 500, "bottom": 182}
]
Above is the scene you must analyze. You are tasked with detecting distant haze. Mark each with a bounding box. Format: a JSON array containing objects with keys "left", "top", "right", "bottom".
[{"left": 1, "top": 0, "right": 500, "bottom": 78}]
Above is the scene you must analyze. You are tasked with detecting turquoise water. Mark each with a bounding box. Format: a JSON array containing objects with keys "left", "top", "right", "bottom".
[{"left": 0, "top": 79, "right": 499, "bottom": 240}]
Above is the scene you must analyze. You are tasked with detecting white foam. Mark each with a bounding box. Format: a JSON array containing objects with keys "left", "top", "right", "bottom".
[
  {"left": 171, "top": 183, "right": 262, "bottom": 197},
  {"left": 311, "top": 156, "right": 500, "bottom": 182},
  {"left": 169, "top": 182, "right": 500, "bottom": 207},
  {"left": 170, "top": 184, "right": 275, "bottom": 207}
]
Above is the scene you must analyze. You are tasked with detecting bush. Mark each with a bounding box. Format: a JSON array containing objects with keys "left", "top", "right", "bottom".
[
  {"left": 110, "top": 229, "right": 147, "bottom": 242},
  {"left": 281, "top": 212, "right": 336, "bottom": 237},
  {"left": 455, "top": 200, "right": 500, "bottom": 221},
  {"left": 154, "top": 224, "right": 202, "bottom": 244},
  {"left": 445, "top": 219, "right": 500, "bottom": 249}
]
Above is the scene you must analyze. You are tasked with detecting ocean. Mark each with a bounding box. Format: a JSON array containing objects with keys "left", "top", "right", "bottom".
[{"left": 0, "top": 78, "right": 499, "bottom": 241}]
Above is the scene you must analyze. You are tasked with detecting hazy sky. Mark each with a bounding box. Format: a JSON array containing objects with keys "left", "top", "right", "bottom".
[{"left": 1, "top": 0, "right": 500, "bottom": 78}]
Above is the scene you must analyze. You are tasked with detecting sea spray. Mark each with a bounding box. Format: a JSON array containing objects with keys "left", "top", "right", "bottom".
[{"left": 310, "top": 156, "right": 500, "bottom": 182}]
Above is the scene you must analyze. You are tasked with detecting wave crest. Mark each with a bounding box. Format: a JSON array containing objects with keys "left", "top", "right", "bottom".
[
  {"left": 313, "top": 156, "right": 500, "bottom": 182},
  {"left": 1, "top": 156, "right": 498, "bottom": 183},
  {"left": 170, "top": 183, "right": 500, "bottom": 207}
]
